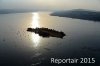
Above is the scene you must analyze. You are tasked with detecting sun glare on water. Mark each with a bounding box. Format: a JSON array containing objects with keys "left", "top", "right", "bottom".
[{"left": 31, "top": 13, "right": 40, "bottom": 47}]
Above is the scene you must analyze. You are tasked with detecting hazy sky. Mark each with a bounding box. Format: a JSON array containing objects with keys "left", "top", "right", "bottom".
[{"left": 0, "top": 0, "right": 100, "bottom": 11}]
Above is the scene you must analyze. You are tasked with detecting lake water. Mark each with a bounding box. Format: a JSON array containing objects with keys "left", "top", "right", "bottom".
[{"left": 0, "top": 12, "right": 100, "bottom": 66}]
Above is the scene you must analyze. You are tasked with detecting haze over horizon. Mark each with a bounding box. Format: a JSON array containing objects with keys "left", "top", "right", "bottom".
[{"left": 0, "top": 0, "right": 100, "bottom": 11}]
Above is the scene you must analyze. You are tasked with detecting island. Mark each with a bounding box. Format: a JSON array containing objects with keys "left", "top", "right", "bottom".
[{"left": 27, "top": 27, "right": 66, "bottom": 39}]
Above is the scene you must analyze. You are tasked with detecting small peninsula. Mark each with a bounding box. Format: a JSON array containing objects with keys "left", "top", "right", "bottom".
[{"left": 51, "top": 9, "right": 100, "bottom": 22}]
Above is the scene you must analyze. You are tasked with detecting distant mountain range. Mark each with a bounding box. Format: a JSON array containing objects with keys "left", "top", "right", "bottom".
[
  {"left": 0, "top": 9, "right": 36, "bottom": 14},
  {"left": 51, "top": 9, "right": 100, "bottom": 22}
]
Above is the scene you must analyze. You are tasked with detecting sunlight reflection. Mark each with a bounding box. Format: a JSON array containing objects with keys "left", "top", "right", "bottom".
[{"left": 32, "top": 13, "right": 40, "bottom": 47}]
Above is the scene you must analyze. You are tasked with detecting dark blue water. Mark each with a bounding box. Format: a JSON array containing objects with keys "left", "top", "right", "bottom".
[{"left": 0, "top": 12, "right": 100, "bottom": 66}]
